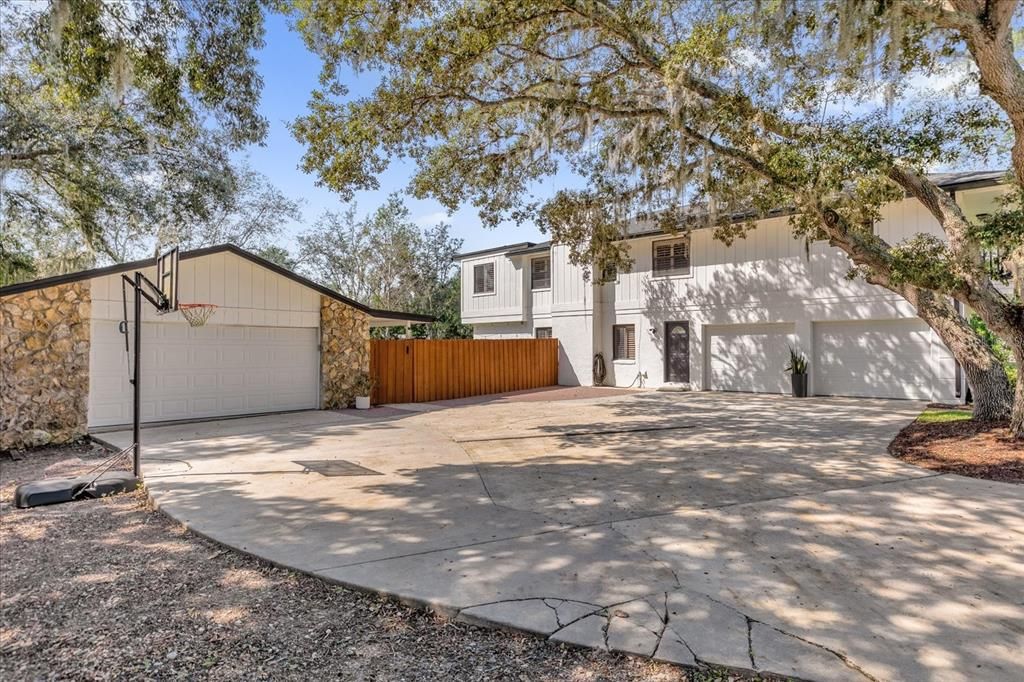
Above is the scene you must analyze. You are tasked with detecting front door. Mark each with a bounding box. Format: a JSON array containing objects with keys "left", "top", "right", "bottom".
[{"left": 665, "top": 321, "right": 690, "bottom": 383}]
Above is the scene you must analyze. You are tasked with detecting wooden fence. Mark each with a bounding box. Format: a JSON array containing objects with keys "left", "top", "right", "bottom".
[{"left": 370, "top": 338, "right": 559, "bottom": 404}]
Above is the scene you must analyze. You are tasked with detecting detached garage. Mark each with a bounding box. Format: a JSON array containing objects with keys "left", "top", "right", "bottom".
[{"left": 0, "top": 244, "right": 430, "bottom": 450}]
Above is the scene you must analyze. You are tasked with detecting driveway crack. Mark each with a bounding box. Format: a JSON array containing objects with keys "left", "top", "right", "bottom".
[
  {"left": 606, "top": 525, "right": 682, "bottom": 588},
  {"left": 755, "top": 621, "right": 880, "bottom": 682},
  {"left": 745, "top": 616, "right": 757, "bottom": 670},
  {"left": 650, "top": 593, "right": 670, "bottom": 657}
]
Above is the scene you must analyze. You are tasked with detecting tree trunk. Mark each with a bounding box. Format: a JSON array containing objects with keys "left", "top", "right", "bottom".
[
  {"left": 965, "top": 356, "right": 1015, "bottom": 422},
  {"left": 911, "top": 290, "right": 1013, "bottom": 421},
  {"left": 812, "top": 207, "right": 1013, "bottom": 421},
  {"left": 1010, "top": 336, "right": 1024, "bottom": 436}
]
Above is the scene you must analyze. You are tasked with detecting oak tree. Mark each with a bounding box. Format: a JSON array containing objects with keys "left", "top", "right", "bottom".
[
  {"left": 1, "top": 0, "right": 273, "bottom": 272},
  {"left": 287, "top": 1, "right": 1024, "bottom": 433}
]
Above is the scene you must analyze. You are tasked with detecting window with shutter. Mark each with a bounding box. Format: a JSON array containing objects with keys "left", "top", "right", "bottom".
[
  {"left": 535, "top": 327, "right": 553, "bottom": 339},
  {"left": 652, "top": 237, "right": 690, "bottom": 276},
  {"left": 612, "top": 324, "right": 636, "bottom": 360},
  {"left": 473, "top": 262, "right": 495, "bottom": 294},
  {"left": 531, "top": 256, "right": 551, "bottom": 289}
]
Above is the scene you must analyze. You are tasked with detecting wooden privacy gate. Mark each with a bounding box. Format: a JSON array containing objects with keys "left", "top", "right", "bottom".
[{"left": 370, "top": 338, "right": 559, "bottom": 404}]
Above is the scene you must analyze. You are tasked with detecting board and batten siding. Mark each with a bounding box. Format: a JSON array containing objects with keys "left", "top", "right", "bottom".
[
  {"left": 596, "top": 199, "right": 944, "bottom": 324},
  {"left": 90, "top": 250, "right": 319, "bottom": 327},
  {"left": 529, "top": 278, "right": 553, "bottom": 318},
  {"left": 461, "top": 192, "right": 1001, "bottom": 398},
  {"left": 460, "top": 253, "right": 524, "bottom": 323}
]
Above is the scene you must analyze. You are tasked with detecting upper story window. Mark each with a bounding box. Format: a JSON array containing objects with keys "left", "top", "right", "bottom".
[
  {"left": 531, "top": 256, "right": 551, "bottom": 289},
  {"left": 535, "top": 327, "right": 553, "bottom": 339},
  {"left": 652, "top": 237, "right": 690, "bottom": 277},
  {"left": 473, "top": 262, "right": 495, "bottom": 294},
  {"left": 612, "top": 324, "right": 636, "bottom": 361}
]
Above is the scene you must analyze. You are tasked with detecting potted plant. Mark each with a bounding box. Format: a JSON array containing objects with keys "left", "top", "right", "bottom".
[
  {"left": 352, "top": 372, "right": 374, "bottom": 409},
  {"left": 785, "top": 346, "right": 809, "bottom": 398}
]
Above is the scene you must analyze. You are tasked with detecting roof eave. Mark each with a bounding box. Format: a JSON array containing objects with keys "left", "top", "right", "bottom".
[
  {"left": 0, "top": 244, "right": 430, "bottom": 325},
  {"left": 454, "top": 242, "right": 537, "bottom": 260}
]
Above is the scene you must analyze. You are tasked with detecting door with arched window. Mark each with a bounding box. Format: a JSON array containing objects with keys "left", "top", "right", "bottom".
[{"left": 665, "top": 321, "right": 690, "bottom": 383}]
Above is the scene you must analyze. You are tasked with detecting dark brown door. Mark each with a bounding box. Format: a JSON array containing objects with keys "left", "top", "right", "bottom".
[{"left": 665, "top": 321, "right": 690, "bottom": 383}]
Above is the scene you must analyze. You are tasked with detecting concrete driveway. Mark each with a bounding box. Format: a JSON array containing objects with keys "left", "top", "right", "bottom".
[{"left": 103, "top": 392, "right": 1024, "bottom": 681}]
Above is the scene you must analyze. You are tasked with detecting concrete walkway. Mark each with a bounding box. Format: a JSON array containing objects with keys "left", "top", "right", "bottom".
[{"left": 103, "top": 392, "right": 1024, "bottom": 681}]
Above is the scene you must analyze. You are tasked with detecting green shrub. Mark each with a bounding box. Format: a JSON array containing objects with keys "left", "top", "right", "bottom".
[{"left": 968, "top": 314, "right": 1018, "bottom": 386}]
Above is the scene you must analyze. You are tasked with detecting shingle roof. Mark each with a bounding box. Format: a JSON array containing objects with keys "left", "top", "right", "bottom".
[{"left": 455, "top": 170, "right": 1010, "bottom": 259}]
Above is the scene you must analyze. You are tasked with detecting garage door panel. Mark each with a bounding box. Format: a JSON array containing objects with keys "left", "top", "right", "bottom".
[
  {"left": 161, "top": 347, "right": 189, "bottom": 366},
  {"left": 192, "top": 373, "right": 219, "bottom": 390},
  {"left": 192, "top": 347, "right": 219, "bottom": 368},
  {"left": 161, "top": 374, "right": 190, "bottom": 392},
  {"left": 813, "top": 319, "right": 942, "bottom": 400},
  {"left": 160, "top": 399, "right": 191, "bottom": 419},
  {"left": 221, "top": 395, "right": 246, "bottom": 411},
  {"left": 89, "top": 321, "right": 319, "bottom": 427},
  {"left": 247, "top": 394, "right": 271, "bottom": 411},
  {"left": 708, "top": 323, "right": 795, "bottom": 394}
]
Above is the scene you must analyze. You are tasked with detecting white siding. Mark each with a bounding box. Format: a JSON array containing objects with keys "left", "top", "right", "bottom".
[
  {"left": 472, "top": 322, "right": 535, "bottom": 338},
  {"left": 460, "top": 253, "right": 524, "bottom": 323},
  {"left": 90, "top": 251, "right": 319, "bottom": 327},
  {"left": 459, "top": 188, "right": 1004, "bottom": 398},
  {"left": 529, "top": 285, "right": 552, "bottom": 318}
]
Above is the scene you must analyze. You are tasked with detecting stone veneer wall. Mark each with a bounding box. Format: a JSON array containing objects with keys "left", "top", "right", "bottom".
[
  {"left": 1, "top": 282, "right": 91, "bottom": 450},
  {"left": 320, "top": 296, "right": 370, "bottom": 409}
]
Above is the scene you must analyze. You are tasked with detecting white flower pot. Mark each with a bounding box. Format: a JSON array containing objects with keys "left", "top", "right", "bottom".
[{"left": 355, "top": 396, "right": 371, "bottom": 410}]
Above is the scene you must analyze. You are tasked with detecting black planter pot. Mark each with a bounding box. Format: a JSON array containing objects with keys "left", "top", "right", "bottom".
[{"left": 790, "top": 373, "right": 808, "bottom": 397}]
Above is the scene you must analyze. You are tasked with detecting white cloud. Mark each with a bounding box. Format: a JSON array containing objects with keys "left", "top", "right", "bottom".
[{"left": 415, "top": 210, "right": 450, "bottom": 227}]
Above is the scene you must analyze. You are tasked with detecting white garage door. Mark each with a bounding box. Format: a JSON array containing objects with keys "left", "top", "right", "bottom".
[
  {"left": 707, "top": 323, "right": 795, "bottom": 394},
  {"left": 814, "top": 319, "right": 948, "bottom": 400},
  {"left": 89, "top": 321, "right": 319, "bottom": 427}
]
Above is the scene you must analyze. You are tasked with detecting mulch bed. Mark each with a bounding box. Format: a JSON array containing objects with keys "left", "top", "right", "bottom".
[
  {"left": 1, "top": 443, "right": 748, "bottom": 681},
  {"left": 888, "top": 409, "right": 1024, "bottom": 484}
]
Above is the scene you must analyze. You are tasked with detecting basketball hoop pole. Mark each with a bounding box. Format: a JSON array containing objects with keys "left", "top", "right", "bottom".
[
  {"left": 120, "top": 268, "right": 171, "bottom": 478},
  {"left": 132, "top": 272, "right": 143, "bottom": 478}
]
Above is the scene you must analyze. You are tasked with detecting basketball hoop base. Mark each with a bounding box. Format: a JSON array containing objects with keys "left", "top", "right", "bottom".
[
  {"left": 178, "top": 303, "right": 218, "bottom": 327},
  {"left": 13, "top": 471, "right": 141, "bottom": 508}
]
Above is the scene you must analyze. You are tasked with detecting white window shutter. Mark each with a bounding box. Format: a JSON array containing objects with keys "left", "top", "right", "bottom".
[{"left": 473, "top": 263, "right": 495, "bottom": 294}]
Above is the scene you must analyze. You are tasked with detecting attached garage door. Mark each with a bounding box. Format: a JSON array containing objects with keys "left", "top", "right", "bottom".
[
  {"left": 813, "top": 319, "right": 946, "bottom": 400},
  {"left": 89, "top": 321, "right": 319, "bottom": 427},
  {"left": 707, "top": 323, "right": 795, "bottom": 394}
]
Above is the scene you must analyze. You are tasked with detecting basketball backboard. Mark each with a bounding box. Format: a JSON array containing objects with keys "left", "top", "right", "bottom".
[{"left": 155, "top": 247, "right": 179, "bottom": 312}]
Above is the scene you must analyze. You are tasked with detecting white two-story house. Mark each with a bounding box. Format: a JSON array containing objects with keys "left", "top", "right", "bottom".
[{"left": 458, "top": 171, "right": 1008, "bottom": 401}]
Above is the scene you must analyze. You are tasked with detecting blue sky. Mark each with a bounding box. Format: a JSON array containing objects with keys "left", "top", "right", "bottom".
[{"left": 240, "top": 13, "right": 558, "bottom": 254}]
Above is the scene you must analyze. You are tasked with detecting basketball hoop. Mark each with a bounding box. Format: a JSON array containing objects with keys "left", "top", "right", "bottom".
[{"left": 178, "top": 303, "right": 218, "bottom": 327}]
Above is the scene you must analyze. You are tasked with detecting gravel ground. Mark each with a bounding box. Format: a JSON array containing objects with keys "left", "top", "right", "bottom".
[{"left": 1, "top": 443, "right": 750, "bottom": 682}]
